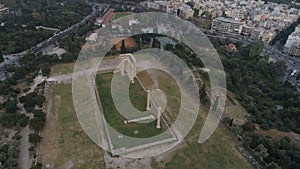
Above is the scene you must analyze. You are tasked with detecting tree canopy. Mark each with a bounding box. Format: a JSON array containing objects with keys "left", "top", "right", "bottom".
[
  {"left": 0, "top": 0, "right": 92, "bottom": 54},
  {"left": 4, "top": 100, "right": 18, "bottom": 114}
]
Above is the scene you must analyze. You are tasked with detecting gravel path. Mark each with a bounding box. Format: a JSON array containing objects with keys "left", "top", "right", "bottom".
[{"left": 19, "top": 125, "right": 34, "bottom": 169}]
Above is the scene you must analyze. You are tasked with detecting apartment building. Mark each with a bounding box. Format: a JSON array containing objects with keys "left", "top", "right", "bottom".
[
  {"left": 211, "top": 17, "right": 244, "bottom": 34},
  {"left": 290, "top": 42, "right": 300, "bottom": 57}
]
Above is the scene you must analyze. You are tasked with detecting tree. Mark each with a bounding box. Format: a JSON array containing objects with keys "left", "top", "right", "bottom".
[
  {"left": 61, "top": 53, "right": 75, "bottom": 63},
  {"left": 0, "top": 53, "right": 4, "bottom": 63},
  {"left": 16, "top": 115, "right": 29, "bottom": 127},
  {"left": 32, "top": 110, "right": 46, "bottom": 121},
  {"left": 242, "top": 122, "right": 255, "bottom": 131},
  {"left": 270, "top": 17, "right": 300, "bottom": 45},
  {"left": 266, "top": 162, "right": 281, "bottom": 169},
  {"left": 249, "top": 41, "right": 264, "bottom": 58},
  {"left": 164, "top": 43, "right": 174, "bottom": 51},
  {"left": 41, "top": 65, "right": 51, "bottom": 76},
  {"left": 0, "top": 152, "right": 7, "bottom": 163},
  {"left": 152, "top": 36, "right": 156, "bottom": 48},
  {"left": 0, "top": 114, "right": 28, "bottom": 128},
  {"left": 23, "top": 98, "right": 36, "bottom": 112},
  {"left": 20, "top": 92, "right": 46, "bottom": 112},
  {"left": 30, "top": 162, "right": 43, "bottom": 169},
  {"left": 254, "top": 144, "right": 269, "bottom": 159},
  {"left": 199, "top": 84, "right": 206, "bottom": 96},
  {"left": 29, "top": 118, "right": 45, "bottom": 132},
  {"left": 223, "top": 117, "right": 232, "bottom": 126},
  {"left": 28, "top": 133, "right": 42, "bottom": 145},
  {"left": 120, "top": 39, "right": 126, "bottom": 54},
  {"left": 5, "top": 100, "right": 18, "bottom": 113},
  {"left": 29, "top": 111, "right": 46, "bottom": 131},
  {"left": 0, "top": 82, "right": 9, "bottom": 95}
]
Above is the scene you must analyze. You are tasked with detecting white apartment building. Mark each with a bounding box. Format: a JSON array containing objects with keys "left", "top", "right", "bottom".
[
  {"left": 211, "top": 17, "right": 244, "bottom": 34},
  {"left": 285, "top": 26, "right": 300, "bottom": 51}
]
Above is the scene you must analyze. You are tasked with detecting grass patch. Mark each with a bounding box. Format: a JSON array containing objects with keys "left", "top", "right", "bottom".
[
  {"left": 51, "top": 62, "right": 75, "bottom": 76},
  {"left": 163, "top": 106, "right": 253, "bottom": 169},
  {"left": 129, "top": 79, "right": 147, "bottom": 111},
  {"left": 113, "top": 13, "right": 132, "bottom": 20},
  {"left": 227, "top": 94, "right": 237, "bottom": 105},
  {"left": 225, "top": 91, "right": 248, "bottom": 126},
  {"left": 96, "top": 72, "right": 177, "bottom": 152},
  {"left": 40, "top": 84, "right": 105, "bottom": 169},
  {"left": 96, "top": 72, "right": 165, "bottom": 138},
  {"left": 142, "top": 69, "right": 181, "bottom": 123}
]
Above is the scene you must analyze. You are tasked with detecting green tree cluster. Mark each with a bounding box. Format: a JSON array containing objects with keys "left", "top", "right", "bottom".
[
  {"left": 0, "top": 134, "right": 23, "bottom": 169},
  {"left": 244, "top": 134, "right": 300, "bottom": 168},
  {"left": 29, "top": 110, "right": 46, "bottom": 132},
  {"left": 19, "top": 92, "right": 45, "bottom": 112},
  {"left": 0, "top": 0, "right": 92, "bottom": 54},
  {"left": 0, "top": 53, "right": 4, "bottom": 63},
  {"left": 270, "top": 17, "right": 300, "bottom": 45}
]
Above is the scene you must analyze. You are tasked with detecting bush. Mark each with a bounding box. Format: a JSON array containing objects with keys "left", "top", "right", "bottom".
[
  {"left": 28, "top": 133, "right": 42, "bottom": 145},
  {"left": 12, "top": 133, "right": 22, "bottom": 140},
  {"left": 0, "top": 114, "right": 29, "bottom": 128},
  {"left": 0, "top": 55, "right": 3, "bottom": 63},
  {"left": 61, "top": 53, "right": 76, "bottom": 63},
  {"left": 260, "top": 123, "right": 270, "bottom": 130},
  {"left": 223, "top": 117, "right": 232, "bottom": 126},
  {"left": 242, "top": 122, "right": 255, "bottom": 132},
  {"left": 4, "top": 100, "right": 18, "bottom": 113}
]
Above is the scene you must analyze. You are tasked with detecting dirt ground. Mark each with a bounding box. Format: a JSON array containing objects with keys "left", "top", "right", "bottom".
[{"left": 114, "top": 37, "right": 137, "bottom": 51}]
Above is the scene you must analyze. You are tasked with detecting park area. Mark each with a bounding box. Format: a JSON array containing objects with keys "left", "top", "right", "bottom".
[{"left": 37, "top": 58, "right": 253, "bottom": 168}]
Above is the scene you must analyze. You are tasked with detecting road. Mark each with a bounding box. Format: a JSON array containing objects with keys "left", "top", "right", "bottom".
[
  {"left": 202, "top": 29, "right": 252, "bottom": 45},
  {"left": 204, "top": 30, "right": 300, "bottom": 78},
  {"left": 0, "top": 4, "right": 102, "bottom": 81},
  {"left": 263, "top": 45, "right": 300, "bottom": 71},
  {"left": 202, "top": 29, "right": 300, "bottom": 70},
  {"left": 7, "top": 3, "right": 102, "bottom": 169},
  {"left": 262, "top": 45, "right": 300, "bottom": 92}
]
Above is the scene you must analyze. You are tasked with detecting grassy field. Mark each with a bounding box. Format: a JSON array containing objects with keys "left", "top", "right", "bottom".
[
  {"left": 161, "top": 105, "right": 253, "bottom": 169},
  {"left": 42, "top": 61, "right": 253, "bottom": 169},
  {"left": 96, "top": 72, "right": 176, "bottom": 151},
  {"left": 225, "top": 91, "right": 248, "bottom": 126},
  {"left": 50, "top": 62, "right": 75, "bottom": 76},
  {"left": 137, "top": 70, "right": 253, "bottom": 169},
  {"left": 113, "top": 13, "right": 132, "bottom": 20},
  {"left": 95, "top": 72, "right": 167, "bottom": 138},
  {"left": 50, "top": 56, "right": 117, "bottom": 76},
  {"left": 39, "top": 84, "right": 105, "bottom": 169},
  {"left": 137, "top": 69, "right": 181, "bottom": 124}
]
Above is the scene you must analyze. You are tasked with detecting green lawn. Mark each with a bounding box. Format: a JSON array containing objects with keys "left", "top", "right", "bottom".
[
  {"left": 51, "top": 62, "right": 75, "bottom": 76},
  {"left": 129, "top": 78, "right": 147, "bottom": 111},
  {"left": 113, "top": 13, "right": 132, "bottom": 20},
  {"left": 95, "top": 72, "right": 165, "bottom": 138},
  {"left": 96, "top": 72, "right": 176, "bottom": 151}
]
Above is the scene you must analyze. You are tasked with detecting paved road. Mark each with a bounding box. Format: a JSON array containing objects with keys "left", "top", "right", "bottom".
[
  {"left": 264, "top": 46, "right": 300, "bottom": 71},
  {"left": 0, "top": 4, "right": 102, "bottom": 81}
]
